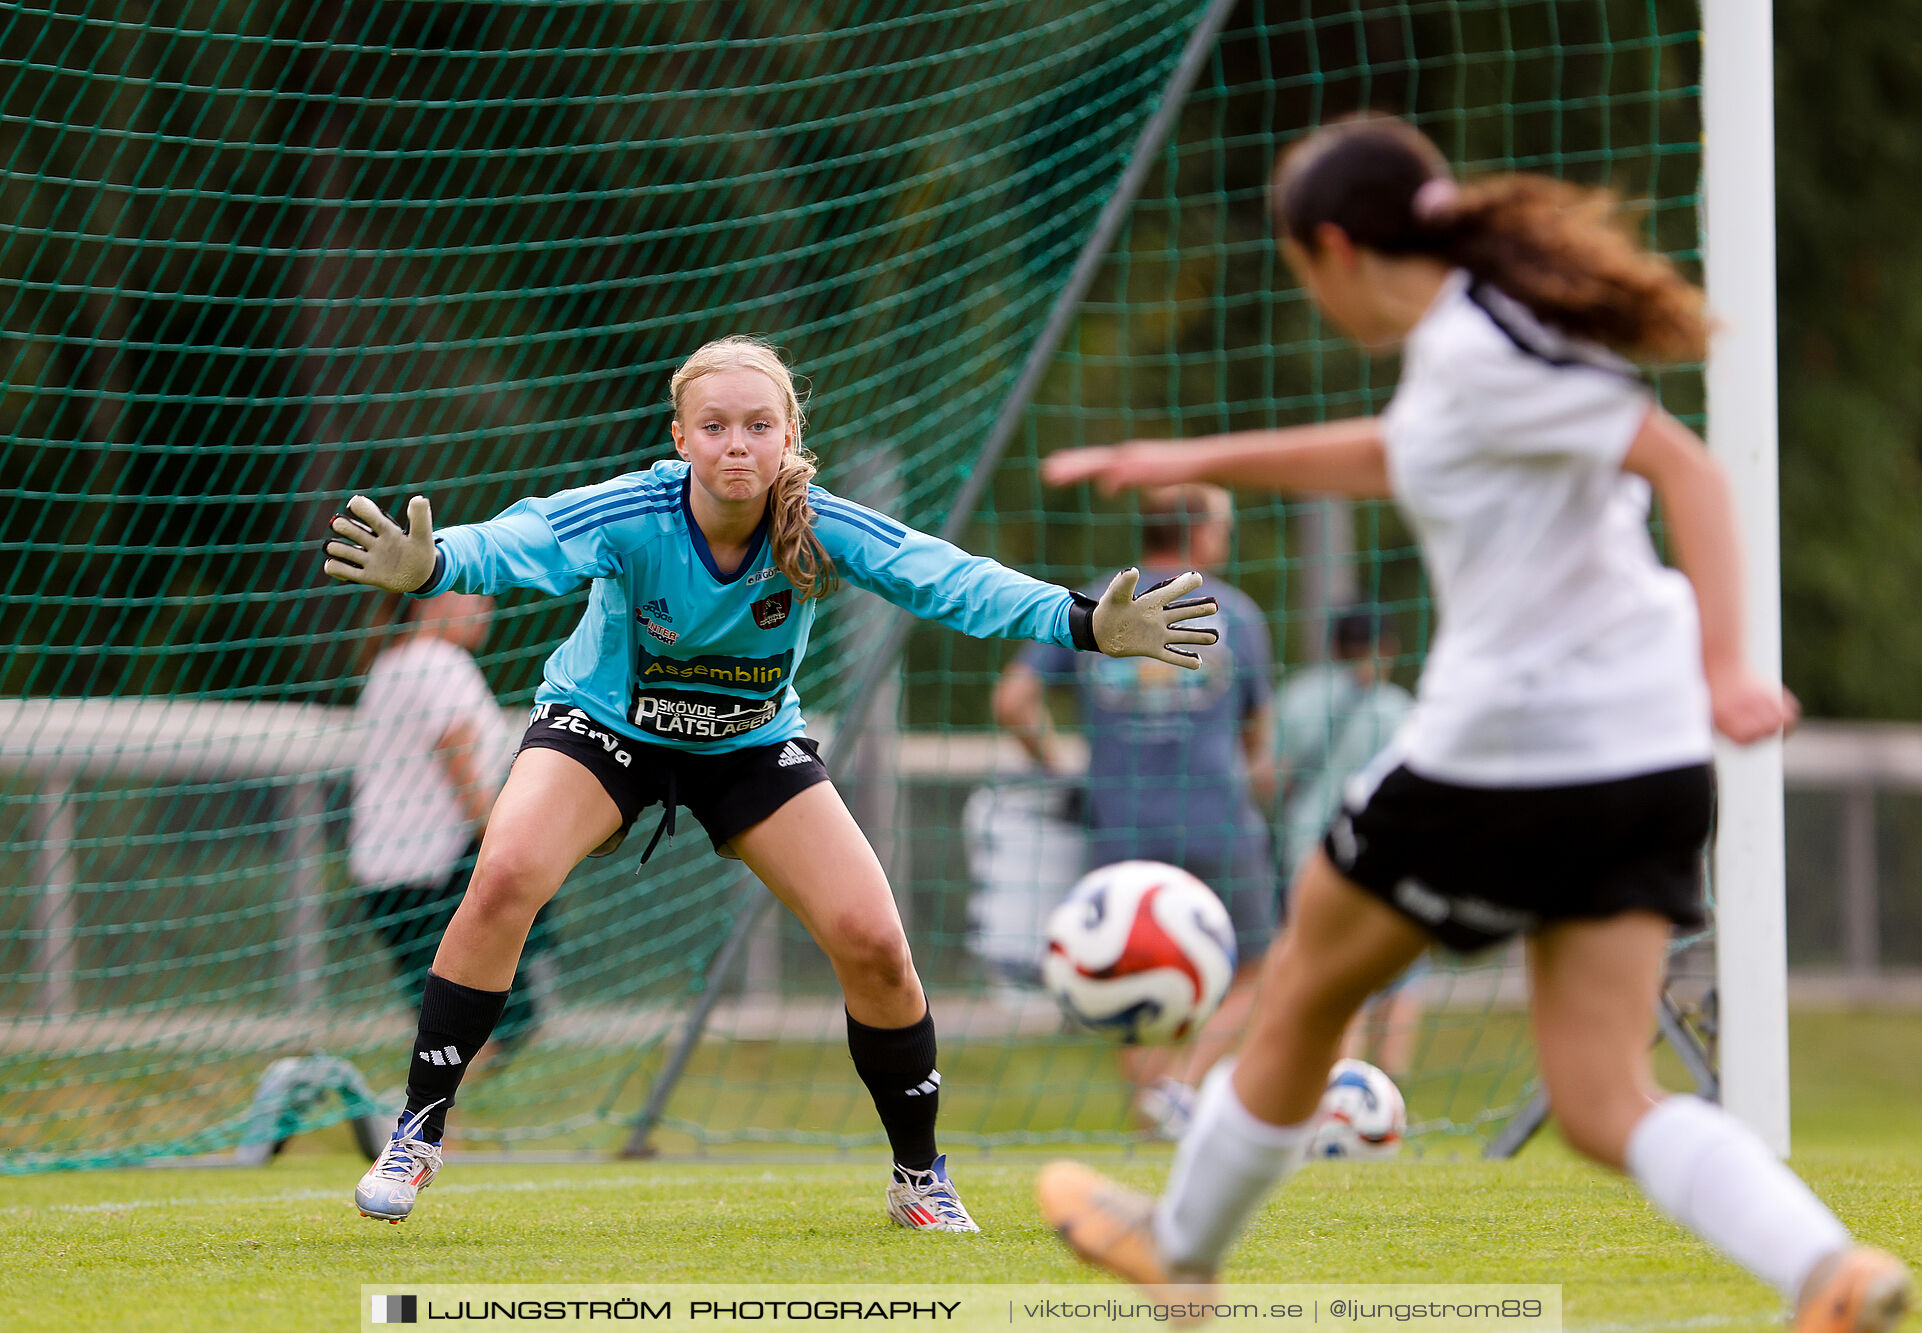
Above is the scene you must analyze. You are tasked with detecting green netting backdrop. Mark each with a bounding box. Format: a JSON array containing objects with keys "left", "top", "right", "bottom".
[{"left": 0, "top": 0, "right": 1704, "bottom": 1172}]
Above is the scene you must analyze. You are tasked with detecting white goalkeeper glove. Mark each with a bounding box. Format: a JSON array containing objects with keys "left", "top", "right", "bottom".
[
  {"left": 322, "top": 495, "right": 441, "bottom": 593},
  {"left": 1068, "top": 568, "right": 1220, "bottom": 668}
]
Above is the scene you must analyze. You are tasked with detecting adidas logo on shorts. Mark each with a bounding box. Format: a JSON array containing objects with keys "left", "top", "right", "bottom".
[{"left": 777, "top": 741, "right": 811, "bottom": 768}]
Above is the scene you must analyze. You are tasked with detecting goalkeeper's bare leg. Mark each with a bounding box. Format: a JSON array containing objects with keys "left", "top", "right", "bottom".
[
  {"left": 731, "top": 782, "right": 978, "bottom": 1233},
  {"left": 356, "top": 748, "right": 619, "bottom": 1223}
]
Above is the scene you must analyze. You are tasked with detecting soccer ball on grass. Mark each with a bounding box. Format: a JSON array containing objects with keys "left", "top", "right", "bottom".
[{"left": 1308, "top": 1057, "right": 1406, "bottom": 1159}]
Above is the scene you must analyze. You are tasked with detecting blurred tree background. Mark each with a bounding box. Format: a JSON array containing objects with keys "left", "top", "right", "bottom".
[
  {"left": 0, "top": 0, "right": 1909, "bottom": 718},
  {"left": 1774, "top": 0, "right": 1922, "bottom": 719},
  {"left": 0, "top": 0, "right": 1207, "bottom": 707},
  {"left": 3, "top": 1, "right": 1913, "bottom": 1169}
]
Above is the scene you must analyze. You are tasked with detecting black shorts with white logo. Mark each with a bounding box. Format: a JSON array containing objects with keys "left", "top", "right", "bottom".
[
  {"left": 518, "top": 704, "right": 831, "bottom": 860},
  {"left": 1324, "top": 761, "right": 1714, "bottom": 954}
]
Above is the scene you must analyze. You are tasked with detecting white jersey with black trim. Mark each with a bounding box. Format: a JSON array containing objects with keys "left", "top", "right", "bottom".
[
  {"left": 1379, "top": 269, "right": 1713, "bottom": 786},
  {"left": 415, "top": 459, "right": 1077, "bottom": 753}
]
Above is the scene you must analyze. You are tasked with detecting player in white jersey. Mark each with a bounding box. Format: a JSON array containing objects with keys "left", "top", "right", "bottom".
[
  {"left": 322, "top": 336, "right": 1219, "bottom": 1235},
  {"left": 1035, "top": 117, "right": 1909, "bottom": 1333}
]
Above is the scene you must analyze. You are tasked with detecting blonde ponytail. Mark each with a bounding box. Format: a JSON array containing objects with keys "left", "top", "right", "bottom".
[{"left": 669, "top": 336, "right": 838, "bottom": 600}]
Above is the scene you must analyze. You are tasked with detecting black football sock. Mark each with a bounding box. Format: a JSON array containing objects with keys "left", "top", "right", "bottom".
[
  {"left": 402, "top": 972, "right": 509, "bottom": 1143},
  {"left": 846, "top": 1006, "right": 940, "bottom": 1173}
]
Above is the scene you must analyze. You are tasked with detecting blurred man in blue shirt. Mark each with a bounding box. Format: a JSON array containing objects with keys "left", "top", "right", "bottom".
[{"left": 993, "top": 484, "right": 1276, "bottom": 1132}]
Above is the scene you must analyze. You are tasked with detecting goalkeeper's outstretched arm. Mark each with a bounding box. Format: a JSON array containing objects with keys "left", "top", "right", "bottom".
[
  {"left": 811, "top": 490, "right": 1220, "bottom": 668},
  {"left": 323, "top": 482, "right": 631, "bottom": 598}
]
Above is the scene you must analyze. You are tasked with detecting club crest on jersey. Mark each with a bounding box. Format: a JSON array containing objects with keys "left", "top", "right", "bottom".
[{"left": 751, "top": 589, "right": 791, "bottom": 629}]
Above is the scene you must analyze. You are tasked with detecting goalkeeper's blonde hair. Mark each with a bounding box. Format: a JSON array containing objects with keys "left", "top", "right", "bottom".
[{"left": 670, "top": 336, "right": 838, "bottom": 601}]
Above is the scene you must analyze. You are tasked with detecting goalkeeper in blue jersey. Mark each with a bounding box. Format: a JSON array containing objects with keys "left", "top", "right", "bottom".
[{"left": 322, "top": 335, "right": 1219, "bottom": 1234}]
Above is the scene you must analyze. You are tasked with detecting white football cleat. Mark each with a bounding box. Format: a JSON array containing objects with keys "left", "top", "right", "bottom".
[
  {"left": 886, "top": 1153, "right": 981, "bottom": 1233},
  {"left": 355, "top": 1102, "right": 444, "bottom": 1224}
]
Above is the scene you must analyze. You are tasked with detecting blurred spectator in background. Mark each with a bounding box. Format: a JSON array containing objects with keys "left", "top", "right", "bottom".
[
  {"left": 350, "top": 591, "right": 555, "bottom": 1062},
  {"left": 1274, "top": 607, "right": 1413, "bottom": 881},
  {"left": 992, "top": 483, "right": 1276, "bottom": 1135},
  {"left": 1274, "top": 605, "right": 1420, "bottom": 1075}
]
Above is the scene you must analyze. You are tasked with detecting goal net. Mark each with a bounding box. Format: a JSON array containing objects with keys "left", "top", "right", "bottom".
[{"left": 0, "top": 0, "right": 1705, "bottom": 1171}]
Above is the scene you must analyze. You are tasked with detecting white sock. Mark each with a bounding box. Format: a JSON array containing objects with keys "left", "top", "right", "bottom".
[
  {"left": 1625, "top": 1094, "right": 1851, "bottom": 1301},
  {"left": 1153, "top": 1061, "right": 1314, "bottom": 1273}
]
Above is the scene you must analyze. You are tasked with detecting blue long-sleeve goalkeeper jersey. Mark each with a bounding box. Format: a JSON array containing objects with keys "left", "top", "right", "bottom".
[{"left": 417, "top": 459, "right": 1079, "bottom": 752}]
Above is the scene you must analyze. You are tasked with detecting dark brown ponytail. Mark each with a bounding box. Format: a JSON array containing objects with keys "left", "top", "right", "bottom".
[{"left": 1272, "top": 114, "right": 1707, "bottom": 363}]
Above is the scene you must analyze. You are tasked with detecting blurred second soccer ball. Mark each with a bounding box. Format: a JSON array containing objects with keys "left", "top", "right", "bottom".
[{"left": 1309, "top": 1058, "right": 1407, "bottom": 1160}]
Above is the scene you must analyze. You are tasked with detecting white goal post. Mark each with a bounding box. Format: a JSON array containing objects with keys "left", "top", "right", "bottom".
[{"left": 1702, "top": 0, "right": 1791, "bottom": 1156}]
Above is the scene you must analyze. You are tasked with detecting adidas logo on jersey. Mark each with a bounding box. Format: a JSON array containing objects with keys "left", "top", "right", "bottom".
[
  {"left": 635, "top": 600, "right": 678, "bottom": 644},
  {"left": 417, "top": 1045, "right": 462, "bottom": 1067},
  {"left": 776, "top": 741, "right": 811, "bottom": 768}
]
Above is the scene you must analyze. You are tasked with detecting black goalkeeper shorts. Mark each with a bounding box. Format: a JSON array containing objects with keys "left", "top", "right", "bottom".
[{"left": 518, "top": 704, "right": 831, "bottom": 861}]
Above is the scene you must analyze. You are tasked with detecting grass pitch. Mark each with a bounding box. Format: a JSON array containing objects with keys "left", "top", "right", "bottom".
[{"left": 3, "top": 1012, "right": 1918, "bottom": 1333}]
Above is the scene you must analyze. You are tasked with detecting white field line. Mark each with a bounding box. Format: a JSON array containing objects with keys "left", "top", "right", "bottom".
[
  {"left": 0, "top": 995, "right": 1064, "bottom": 1053},
  {"left": 0, "top": 1180, "right": 1794, "bottom": 1333},
  {"left": 0, "top": 1170, "right": 809, "bottom": 1218},
  {"left": 0, "top": 973, "right": 1541, "bottom": 1055}
]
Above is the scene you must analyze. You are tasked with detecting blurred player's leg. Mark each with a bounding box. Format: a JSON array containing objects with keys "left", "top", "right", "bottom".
[
  {"left": 1529, "top": 915, "right": 1911, "bottom": 1331},
  {"left": 1137, "top": 961, "right": 1259, "bottom": 1140},
  {"left": 1126, "top": 836, "right": 1276, "bottom": 1111},
  {"left": 1160, "top": 838, "right": 1278, "bottom": 1103},
  {"left": 1041, "top": 852, "right": 1426, "bottom": 1281},
  {"left": 732, "top": 782, "right": 978, "bottom": 1233}
]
